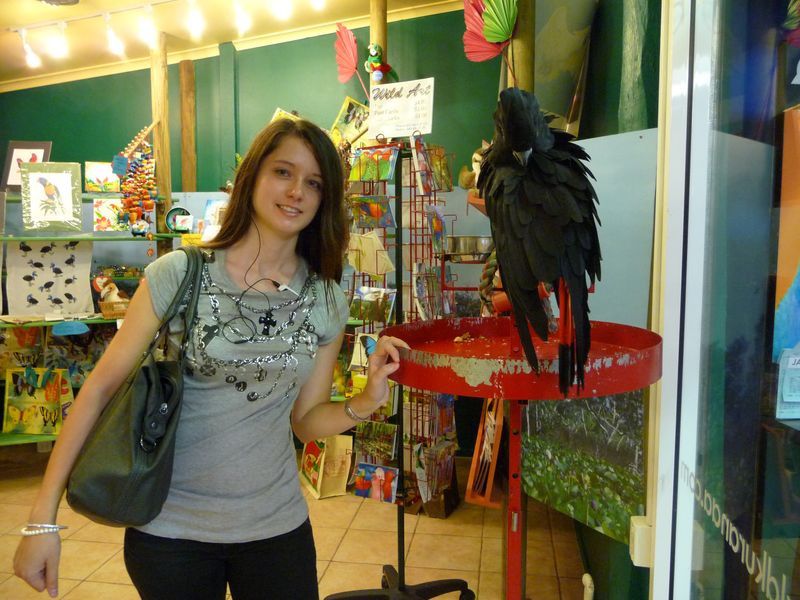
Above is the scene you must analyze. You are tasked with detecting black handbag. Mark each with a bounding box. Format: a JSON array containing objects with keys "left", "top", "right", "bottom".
[{"left": 66, "top": 246, "right": 204, "bottom": 527}]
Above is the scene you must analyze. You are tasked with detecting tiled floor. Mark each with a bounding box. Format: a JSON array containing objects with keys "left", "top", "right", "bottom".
[{"left": 0, "top": 445, "right": 586, "bottom": 599}]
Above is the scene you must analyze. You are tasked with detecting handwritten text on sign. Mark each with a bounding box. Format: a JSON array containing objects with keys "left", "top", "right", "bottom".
[{"left": 366, "top": 78, "right": 434, "bottom": 139}]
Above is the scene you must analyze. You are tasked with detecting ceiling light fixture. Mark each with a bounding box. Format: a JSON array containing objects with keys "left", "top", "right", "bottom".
[
  {"left": 19, "top": 29, "right": 43, "bottom": 69},
  {"left": 186, "top": 0, "right": 205, "bottom": 41},
  {"left": 46, "top": 21, "right": 69, "bottom": 59},
  {"left": 234, "top": 2, "right": 252, "bottom": 38},
  {"left": 269, "top": 0, "right": 293, "bottom": 21},
  {"left": 104, "top": 13, "right": 126, "bottom": 57},
  {"left": 310, "top": 0, "right": 325, "bottom": 10},
  {"left": 139, "top": 3, "right": 158, "bottom": 48}
]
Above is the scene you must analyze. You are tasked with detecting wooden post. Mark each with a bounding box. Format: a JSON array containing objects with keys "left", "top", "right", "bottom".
[
  {"left": 150, "top": 31, "right": 172, "bottom": 255},
  {"left": 508, "top": 0, "right": 535, "bottom": 92},
  {"left": 369, "top": 0, "right": 387, "bottom": 89},
  {"left": 179, "top": 60, "right": 197, "bottom": 192}
]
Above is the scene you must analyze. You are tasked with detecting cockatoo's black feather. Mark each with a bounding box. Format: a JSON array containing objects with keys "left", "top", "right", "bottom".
[{"left": 478, "top": 87, "right": 602, "bottom": 394}]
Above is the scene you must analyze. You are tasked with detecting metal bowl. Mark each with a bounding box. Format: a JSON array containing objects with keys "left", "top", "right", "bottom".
[{"left": 443, "top": 235, "right": 494, "bottom": 261}]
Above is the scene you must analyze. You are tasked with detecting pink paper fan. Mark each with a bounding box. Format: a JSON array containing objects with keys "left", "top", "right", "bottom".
[
  {"left": 464, "top": 31, "right": 507, "bottom": 61},
  {"left": 335, "top": 23, "right": 359, "bottom": 83},
  {"left": 464, "top": 0, "right": 486, "bottom": 35}
]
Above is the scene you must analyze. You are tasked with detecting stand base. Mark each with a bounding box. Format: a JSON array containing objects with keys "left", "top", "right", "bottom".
[{"left": 324, "top": 565, "right": 475, "bottom": 599}]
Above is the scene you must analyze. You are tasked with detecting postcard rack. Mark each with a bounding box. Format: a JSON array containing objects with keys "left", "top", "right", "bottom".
[{"left": 328, "top": 147, "right": 474, "bottom": 599}]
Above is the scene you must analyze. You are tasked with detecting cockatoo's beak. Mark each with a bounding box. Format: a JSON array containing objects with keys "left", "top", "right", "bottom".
[{"left": 512, "top": 149, "right": 531, "bottom": 166}]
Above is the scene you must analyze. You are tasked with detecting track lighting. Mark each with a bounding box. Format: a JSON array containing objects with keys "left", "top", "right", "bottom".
[
  {"left": 45, "top": 22, "right": 69, "bottom": 59},
  {"left": 269, "top": 0, "right": 293, "bottom": 21},
  {"left": 139, "top": 4, "right": 158, "bottom": 49},
  {"left": 234, "top": 2, "right": 252, "bottom": 38},
  {"left": 19, "top": 29, "right": 42, "bottom": 69},
  {"left": 104, "top": 13, "right": 126, "bottom": 57},
  {"left": 186, "top": 0, "right": 205, "bottom": 41}
]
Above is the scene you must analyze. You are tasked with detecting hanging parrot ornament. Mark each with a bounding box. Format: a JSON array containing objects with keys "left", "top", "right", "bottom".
[
  {"left": 364, "top": 43, "right": 398, "bottom": 83},
  {"left": 477, "top": 87, "right": 602, "bottom": 395}
]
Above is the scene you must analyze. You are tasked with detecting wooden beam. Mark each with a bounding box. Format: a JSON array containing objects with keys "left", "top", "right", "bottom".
[
  {"left": 150, "top": 31, "right": 172, "bottom": 254},
  {"left": 179, "top": 60, "right": 197, "bottom": 192},
  {"left": 370, "top": 0, "right": 388, "bottom": 84},
  {"left": 508, "top": 0, "right": 535, "bottom": 92}
]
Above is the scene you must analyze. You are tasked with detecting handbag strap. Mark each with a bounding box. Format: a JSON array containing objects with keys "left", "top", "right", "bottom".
[
  {"left": 138, "top": 246, "right": 204, "bottom": 452},
  {"left": 162, "top": 246, "right": 204, "bottom": 343}
]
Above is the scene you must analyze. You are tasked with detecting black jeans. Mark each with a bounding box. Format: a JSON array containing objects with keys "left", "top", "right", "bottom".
[{"left": 123, "top": 519, "right": 318, "bottom": 600}]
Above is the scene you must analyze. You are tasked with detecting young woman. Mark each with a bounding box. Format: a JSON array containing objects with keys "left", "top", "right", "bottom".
[{"left": 13, "top": 118, "right": 408, "bottom": 600}]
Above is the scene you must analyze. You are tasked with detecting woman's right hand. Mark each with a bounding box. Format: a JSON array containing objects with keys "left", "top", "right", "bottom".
[{"left": 14, "top": 534, "right": 62, "bottom": 597}]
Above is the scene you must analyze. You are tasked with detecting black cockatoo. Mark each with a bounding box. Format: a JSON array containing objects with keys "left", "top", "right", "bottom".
[{"left": 477, "top": 87, "right": 602, "bottom": 394}]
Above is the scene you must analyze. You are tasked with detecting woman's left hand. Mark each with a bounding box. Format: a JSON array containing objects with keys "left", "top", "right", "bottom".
[{"left": 359, "top": 335, "right": 410, "bottom": 412}]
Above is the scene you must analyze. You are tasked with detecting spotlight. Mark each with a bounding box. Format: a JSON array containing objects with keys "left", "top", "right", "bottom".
[
  {"left": 19, "top": 29, "right": 42, "bottom": 69},
  {"left": 234, "top": 2, "right": 252, "bottom": 37},
  {"left": 105, "top": 13, "right": 126, "bottom": 57},
  {"left": 268, "top": 0, "right": 293, "bottom": 21},
  {"left": 46, "top": 21, "right": 69, "bottom": 59},
  {"left": 186, "top": 0, "right": 205, "bottom": 41},
  {"left": 139, "top": 4, "right": 158, "bottom": 48}
]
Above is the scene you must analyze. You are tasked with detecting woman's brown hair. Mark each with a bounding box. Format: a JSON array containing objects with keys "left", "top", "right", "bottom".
[{"left": 205, "top": 118, "right": 348, "bottom": 285}]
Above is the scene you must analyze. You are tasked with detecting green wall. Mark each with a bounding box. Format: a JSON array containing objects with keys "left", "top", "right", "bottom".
[{"left": 0, "top": 7, "right": 659, "bottom": 193}]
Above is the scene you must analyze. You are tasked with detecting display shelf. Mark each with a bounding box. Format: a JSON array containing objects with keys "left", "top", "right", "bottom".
[
  {"left": 0, "top": 317, "right": 118, "bottom": 329},
  {"left": 3, "top": 191, "right": 163, "bottom": 203},
  {"left": 0, "top": 233, "right": 177, "bottom": 242},
  {"left": 0, "top": 433, "right": 58, "bottom": 447}
]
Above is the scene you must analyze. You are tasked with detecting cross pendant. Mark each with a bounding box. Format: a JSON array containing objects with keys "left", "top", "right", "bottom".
[
  {"left": 260, "top": 311, "right": 277, "bottom": 335},
  {"left": 201, "top": 324, "right": 219, "bottom": 346}
]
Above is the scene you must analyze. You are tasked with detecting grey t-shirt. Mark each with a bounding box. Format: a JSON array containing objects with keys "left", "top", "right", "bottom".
[{"left": 138, "top": 248, "right": 348, "bottom": 543}]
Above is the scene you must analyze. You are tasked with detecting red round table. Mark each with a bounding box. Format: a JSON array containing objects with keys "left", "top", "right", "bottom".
[{"left": 383, "top": 316, "right": 662, "bottom": 599}]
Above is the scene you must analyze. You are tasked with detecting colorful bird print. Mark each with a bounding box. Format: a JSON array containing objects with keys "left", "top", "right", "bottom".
[
  {"left": 50, "top": 264, "right": 63, "bottom": 277},
  {"left": 22, "top": 272, "right": 38, "bottom": 286},
  {"left": 26, "top": 294, "right": 39, "bottom": 307},
  {"left": 19, "top": 241, "right": 32, "bottom": 256},
  {"left": 37, "top": 177, "right": 62, "bottom": 216},
  {"left": 16, "top": 153, "right": 39, "bottom": 169}
]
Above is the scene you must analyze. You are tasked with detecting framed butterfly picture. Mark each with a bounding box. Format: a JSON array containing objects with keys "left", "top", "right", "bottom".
[{"left": 2, "top": 140, "right": 52, "bottom": 192}]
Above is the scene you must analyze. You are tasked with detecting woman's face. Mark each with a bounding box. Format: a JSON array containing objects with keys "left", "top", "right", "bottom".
[{"left": 250, "top": 135, "right": 323, "bottom": 241}]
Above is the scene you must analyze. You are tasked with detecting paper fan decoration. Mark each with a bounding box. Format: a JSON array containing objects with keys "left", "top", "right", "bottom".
[
  {"left": 784, "top": 0, "right": 800, "bottom": 47},
  {"left": 463, "top": 0, "right": 516, "bottom": 63},
  {"left": 483, "top": 0, "right": 517, "bottom": 43},
  {"left": 335, "top": 23, "right": 369, "bottom": 99}
]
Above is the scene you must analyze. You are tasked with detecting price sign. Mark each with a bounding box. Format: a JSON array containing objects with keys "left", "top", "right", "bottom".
[{"left": 366, "top": 78, "right": 434, "bottom": 139}]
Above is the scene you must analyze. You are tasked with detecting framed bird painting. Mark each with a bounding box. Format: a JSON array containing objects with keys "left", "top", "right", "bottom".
[
  {"left": 19, "top": 162, "right": 82, "bottom": 232},
  {"left": 1, "top": 140, "right": 52, "bottom": 192}
]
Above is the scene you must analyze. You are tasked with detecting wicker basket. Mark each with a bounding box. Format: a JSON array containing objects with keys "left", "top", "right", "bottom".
[{"left": 99, "top": 300, "right": 130, "bottom": 319}]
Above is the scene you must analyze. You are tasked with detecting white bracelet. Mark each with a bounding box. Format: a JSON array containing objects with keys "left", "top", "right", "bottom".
[
  {"left": 344, "top": 398, "right": 370, "bottom": 422},
  {"left": 21, "top": 523, "right": 68, "bottom": 536}
]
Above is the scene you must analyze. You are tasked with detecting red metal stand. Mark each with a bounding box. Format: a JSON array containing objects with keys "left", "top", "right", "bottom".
[
  {"left": 382, "top": 316, "right": 663, "bottom": 600},
  {"left": 506, "top": 399, "right": 526, "bottom": 599}
]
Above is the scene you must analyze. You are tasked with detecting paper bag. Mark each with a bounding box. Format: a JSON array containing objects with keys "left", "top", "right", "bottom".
[{"left": 300, "top": 434, "right": 353, "bottom": 499}]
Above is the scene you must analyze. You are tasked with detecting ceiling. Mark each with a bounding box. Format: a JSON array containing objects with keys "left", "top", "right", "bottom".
[{"left": 0, "top": 0, "right": 459, "bottom": 92}]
